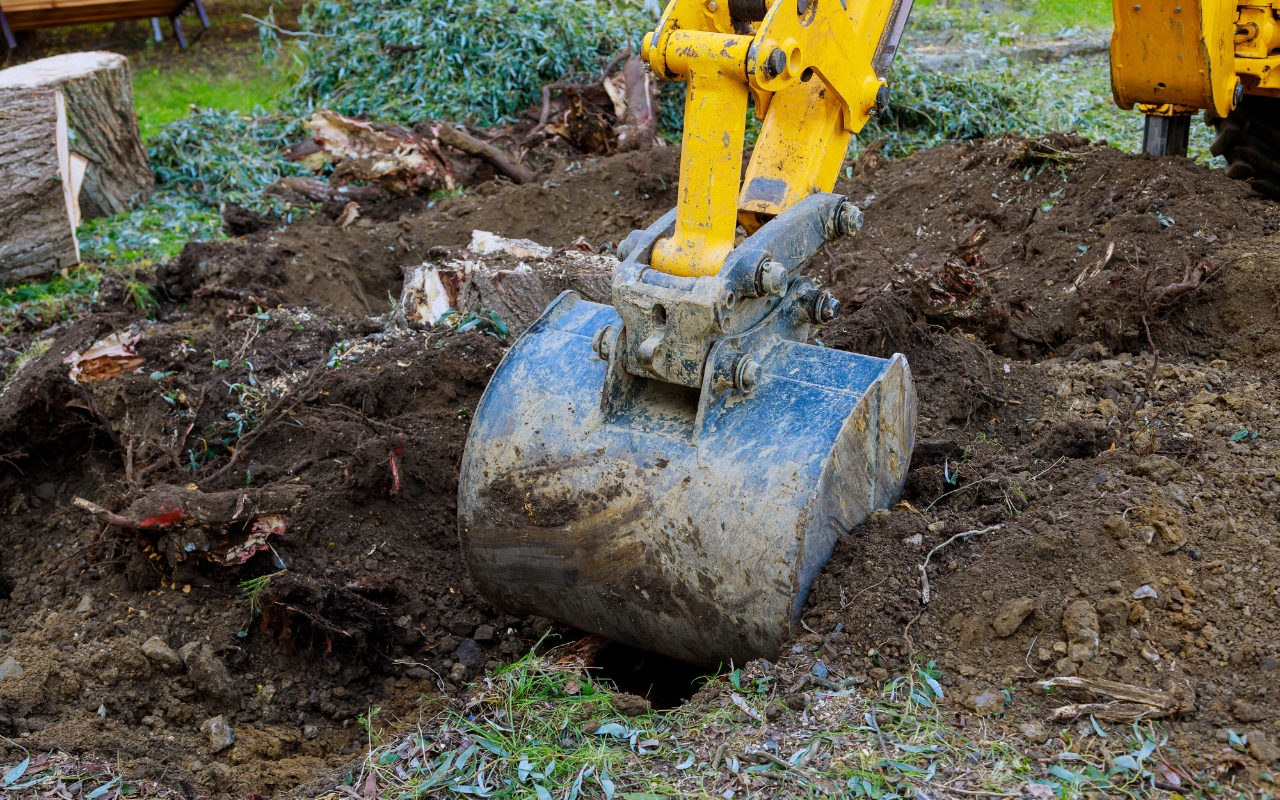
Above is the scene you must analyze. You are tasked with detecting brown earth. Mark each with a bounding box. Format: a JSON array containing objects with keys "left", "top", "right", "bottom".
[{"left": 0, "top": 136, "right": 1279, "bottom": 796}]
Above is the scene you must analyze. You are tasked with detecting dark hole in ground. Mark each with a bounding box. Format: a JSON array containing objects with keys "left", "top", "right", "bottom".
[{"left": 592, "top": 642, "right": 706, "bottom": 709}]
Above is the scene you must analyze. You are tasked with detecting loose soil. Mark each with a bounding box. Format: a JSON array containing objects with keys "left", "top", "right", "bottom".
[{"left": 1, "top": 135, "right": 1279, "bottom": 796}]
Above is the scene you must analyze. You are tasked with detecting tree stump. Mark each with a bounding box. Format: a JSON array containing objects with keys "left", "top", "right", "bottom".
[
  {"left": 0, "top": 52, "right": 152, "bottom": 219},
  {"left": 0, "top": 87, "right": 82, "bottom": 281}
]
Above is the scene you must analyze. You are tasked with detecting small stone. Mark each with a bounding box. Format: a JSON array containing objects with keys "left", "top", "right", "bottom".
[
  {"left": 201, "top": 715, "right": 234, "bottom": 753},
  {"left": 405, "top": 667, "right": 433, "bottom": 681},
  {"left": 302, "top": 724, "right": 319, "bottom": 740},
  {"left": 1062, "top": 601, "right": 1100, "bottom": 663},
  {"left": 869, "top": 667, "right": 889, "bottom": 682},
  {"left": 1096, "top": 598, "right": 1131, "bottom": 634},
  {"left": 1018, "top": 720, "right": 1050, "bottom": 744},
  {"left": 614, "top": 692, "right": 649, "bottom": 717},
  {"left": 1053, "top": 658, "right": 1078, "bottom": 677},
  {"left": 783, "top": 693, "right": 807, "bottom": 711},
  {"left": 1263, "top": 657, "right": 1280, "bottom": 672},
  {"left": 579, "top": 718, "right": 603, "bottom": 734},
  {"left": 1103, "top": 516, "right": 1130, "bottom": 540},
  {"left": 1135, "top": 455, "right": 1180, "bottom": 484},
  {"left": 454, "top": 639, "right": 486, "bottom": 673},
  {"left": 765, "top": 700, "right": 787, "bottom": 720},
  {"left": 0, "top": 656, "right": 22, "bottom": 679},
  {"left": 971, "top": 691, "right": 1005, "bottom": 716},
  {"left": 186, "top": 645, "right": 238, "bottom": 707},
  {"left": 472, "top": 624, "right": 496, "bottom": 643},
  {"left": 141, "top": 636, "right": 183, "bottom": 673},
  {"left": 1249, "top": 734, "right": 1280, "bottom": 764},
  {"left": 449, "top": 662, "right": 467, "bottom": 683},
  {"left": 812, "top": 661, "right": 829, "bottom": 680},
  {"left": 179, "top": 641, "right": 201, "bottom": 664},
  {"left": 76, "top": 593, "right": 94, "bottom": 613},
  {"left": 97, "top": 704, "right": 106, "bottom": 718},
  {"left": 902, "top": 533, "right": 923, "bottom": 548},
  {"left": 927, "top": 521, "right": 945, "bottom": 532},
  {"left": 992, "top": 597, "right": 1037, "bottom": 638},
  {"left": 1233, "top": 699, "right": 1271, "bottom": 723},
  {"left": 1052, "top": 641, "right": 1068, "bottom": 655}
]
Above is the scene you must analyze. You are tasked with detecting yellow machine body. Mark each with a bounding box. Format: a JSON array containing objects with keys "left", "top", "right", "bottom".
[
  {"left": 1112, "top": 0, "right": 1280, "bottom": 117},
  {"left": 641, "top": 0, "right": 909, "bottom": 277}
]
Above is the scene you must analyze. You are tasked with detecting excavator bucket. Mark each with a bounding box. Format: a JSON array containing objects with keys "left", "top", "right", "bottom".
[
  {"left": 458, "top": 245, "right": 916, "bottom": 666},
  {"left": 458, "top": 0, "right": 922, "bottom": 667}
]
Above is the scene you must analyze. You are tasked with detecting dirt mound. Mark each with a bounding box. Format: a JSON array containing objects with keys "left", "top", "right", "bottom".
[
  {"left": 822, "top": 134, "right": 1280, "bottom": 366},
  {"left": 3, "top": 136, "right": 1280, "bottom": 794},
  {"left": 155, "top": 147, "right": 680, "bottom": 321}
]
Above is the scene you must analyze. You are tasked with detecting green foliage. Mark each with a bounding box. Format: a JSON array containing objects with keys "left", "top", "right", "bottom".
[
  {"left": 283, "top": 0, "right": 650, "bottom": 126},
  {"left": 78, "top": 191, "right": 225, "bottom": 268},
  {"left": 860, "top": 58, "right": 1038, "bottom": 158},
  {"left": 239, "top": 570, "right": 286, "bottom": 615},
  {"left": 147, "top": 107, "right": 310, "bottom": 212},
  {"left": 0, "top": 268, "right": 103, "bottom": 337}
]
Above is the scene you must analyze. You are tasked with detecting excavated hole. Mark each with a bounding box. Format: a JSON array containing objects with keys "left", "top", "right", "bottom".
[{"left": 592, "top": 642, "right": 705, "bottom": 709}]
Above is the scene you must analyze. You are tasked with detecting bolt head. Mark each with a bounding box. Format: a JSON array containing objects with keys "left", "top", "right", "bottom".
[
  {"left": 707, "top": 0, "right": 719, "bottom": 10},
  {"left": 815, "top": 291, "right": 840, "bottom": 324},
  {"left": 758, "top": 260, "right": 787, "bottom": 296},
  {"left": 735, "top": 357, "right": 762, "bottom": 392},
  {"left": 765, "top": 48, "right": 787, "bottom": 80},
  {"left": 835, "top": 203, "right": 863, "bottom": 237}
]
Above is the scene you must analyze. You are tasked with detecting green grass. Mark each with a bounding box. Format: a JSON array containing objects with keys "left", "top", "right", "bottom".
[
  {"left": 337, "top": 649, "right": 1223, "bottom": 799},
  {"left": 132, "top": 60, "right": 294, "bottom": 139},
  {"left": 911, "top": 0, "right": 1112, "bottom": 35}
]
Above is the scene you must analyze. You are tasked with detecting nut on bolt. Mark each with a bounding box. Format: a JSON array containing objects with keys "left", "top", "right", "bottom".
[
  {"left": 835, "top": 202, "right": 863, "bottom": 237},
  {"left": 734, "top": 355, "right": 762, "bottom": 392},
  {"left": 592, "top": 325, "right": 615, "bottom": 361},
  {"left": 810, "top": 290, "right": 840, "bottom": 324},
  {"left": 756, "top": 259, "right": 787, "bottom": 296}
]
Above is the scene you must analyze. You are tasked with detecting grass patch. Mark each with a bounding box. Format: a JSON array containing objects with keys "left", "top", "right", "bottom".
[
  {"left": 132, "top": 57, "right": 296, "bottom": 139},
  {"left": 333, "top": 649, "right": 1232, "bottom": 800},
  {"left": 0, "top": 268, "right": 103, "bottom": 339},
  {"left": 78, "top": 191, "right": 226, "bottom": 268},
  {"left": 341, "top": 651, "right": 1038, "bottom": 799},
  {"left": 911, "top": 0, "right": 1111, "bottom": 35}
]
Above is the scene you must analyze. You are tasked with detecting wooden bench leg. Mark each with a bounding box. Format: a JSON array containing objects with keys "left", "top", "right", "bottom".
[
  {"left": 151, "top": 17, "right": 163, "bottom": 41},
  {"left": 0, "top": 9, "right": 16, "bottom": 50},
  {"left": 169, "top": 14, "right": 187, "bottom": 48}
]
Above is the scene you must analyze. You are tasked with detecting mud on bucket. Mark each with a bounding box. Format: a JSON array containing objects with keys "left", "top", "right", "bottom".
[{"left": 457, "top": 288, "right": 916, "bottom": 667}]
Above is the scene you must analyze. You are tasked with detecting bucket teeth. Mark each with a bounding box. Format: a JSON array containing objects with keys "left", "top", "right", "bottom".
[{"left": 459, "top": 291, "right": 916, "bottom": 666}]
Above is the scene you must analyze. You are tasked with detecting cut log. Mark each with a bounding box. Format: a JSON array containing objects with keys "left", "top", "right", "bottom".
[
  {"left": 0, "top": 51, "right": 153, "bottom": 219},
  {"left": 0, "top": 87, "right": 81, "bottom": 282}
]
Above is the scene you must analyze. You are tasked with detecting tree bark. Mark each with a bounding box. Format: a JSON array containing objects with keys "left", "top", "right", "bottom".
[
  {"left": 615, "top": 55, "right": 659, "bottom": 152},
  {"left": 0, "top": 87, "right": 80, "bottom": 282},
  {"left": 0, "top": 51, "right": 153, "bottom": 219}
]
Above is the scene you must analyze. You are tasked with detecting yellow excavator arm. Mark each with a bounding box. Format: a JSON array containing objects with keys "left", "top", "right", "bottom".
[{"left": 640, "top": 0, "right": 912, "bottom": 277}]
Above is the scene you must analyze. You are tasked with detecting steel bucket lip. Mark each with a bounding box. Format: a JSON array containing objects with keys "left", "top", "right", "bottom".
[{"left": 458, "top": 291, "right": 917, "bottom": 666}]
